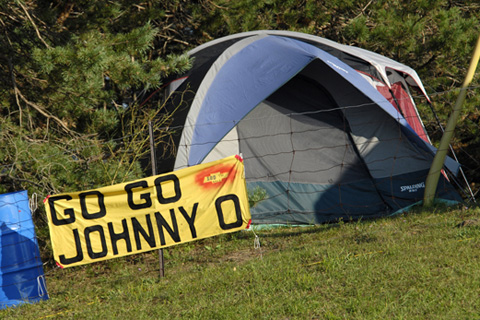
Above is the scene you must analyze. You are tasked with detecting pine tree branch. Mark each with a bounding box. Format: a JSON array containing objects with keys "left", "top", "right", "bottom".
[
  {"left": 354, "top": 0, "right": 374, "bottom": 20},
  {"left": 2, "top": 173, "right": 45, "bottom": 190},
  {"left": 15, "top": 88, "right": 78, "bottom": 136},
  {"left": 9, "top": 58, "right": 75, "bottom": 135},
  {"left": 8, "top": 58, "right": 23, "bottom": 125},
  {"left": 17, "top": 1, "right": 51, "bottom": 49}
]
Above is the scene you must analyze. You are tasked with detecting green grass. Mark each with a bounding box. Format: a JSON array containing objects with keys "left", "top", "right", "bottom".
[{"left": 2, "top": 205, "right": 480, "bottom": 319}]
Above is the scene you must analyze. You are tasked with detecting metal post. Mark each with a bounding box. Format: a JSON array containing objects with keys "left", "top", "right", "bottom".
[{"left": 149, "top": 121, "right": 165, "bottom": 277}]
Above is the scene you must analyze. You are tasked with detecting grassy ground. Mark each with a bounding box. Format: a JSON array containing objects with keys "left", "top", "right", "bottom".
[{"left": 2, "top": 205, "right": 480, "bottom": 319}]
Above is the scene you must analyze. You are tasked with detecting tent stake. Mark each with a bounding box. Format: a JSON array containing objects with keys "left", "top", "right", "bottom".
[
  {"left": 149, "top": 120, "right": 165, "bottom": 277},
  {"left": 424, "top": 34, "right": 480, "bottom": 207}
]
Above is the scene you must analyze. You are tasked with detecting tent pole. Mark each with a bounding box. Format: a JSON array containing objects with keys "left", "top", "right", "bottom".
[
  {"left": 149, "top": 121, "right": 165, "bottom": 278},
  {"left": 424, "top": 34, "right": 480, "bottom": 207}
]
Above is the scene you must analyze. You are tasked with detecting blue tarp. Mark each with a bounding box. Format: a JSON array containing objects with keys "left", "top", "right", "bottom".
[{"left": 0, "top": 190, "right": 48, "bottom": 309}]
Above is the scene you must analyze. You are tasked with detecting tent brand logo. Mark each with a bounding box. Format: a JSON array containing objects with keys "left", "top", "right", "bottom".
[
  {"left": 204, "top": 172, "right": 229, "bottom": 184},
  {"left": 400, "top": 182, "right": 425, "bottom": 193}
]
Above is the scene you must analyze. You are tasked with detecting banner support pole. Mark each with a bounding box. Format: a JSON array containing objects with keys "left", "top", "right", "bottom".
[
  {"left": 424, "top": 34, "right": 480, "bottom": 207},
  {"left": 149, "top": 121, "right": 165, "bottom": 277}
]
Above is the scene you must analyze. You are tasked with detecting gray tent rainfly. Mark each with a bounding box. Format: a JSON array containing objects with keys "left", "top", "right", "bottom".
[{"left": 155, "top": 30, "right": 462, "bottom": 225}]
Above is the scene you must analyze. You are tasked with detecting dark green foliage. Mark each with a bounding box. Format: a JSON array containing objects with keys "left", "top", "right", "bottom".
[
  {"left": 1, "top": 0, "right": 479, "bottom": 212},
  {"left": 0, "top": 1, "right": 192, "bottom": 202}
]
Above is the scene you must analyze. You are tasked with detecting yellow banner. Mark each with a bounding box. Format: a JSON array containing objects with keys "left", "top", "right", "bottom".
[{"left": 44, "top": 155, "right": 251, "bottom": 268}]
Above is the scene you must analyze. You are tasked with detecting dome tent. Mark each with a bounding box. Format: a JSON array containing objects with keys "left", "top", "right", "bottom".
[{"left": 156, "top": 31, "right": 462, "bottom": 225}]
